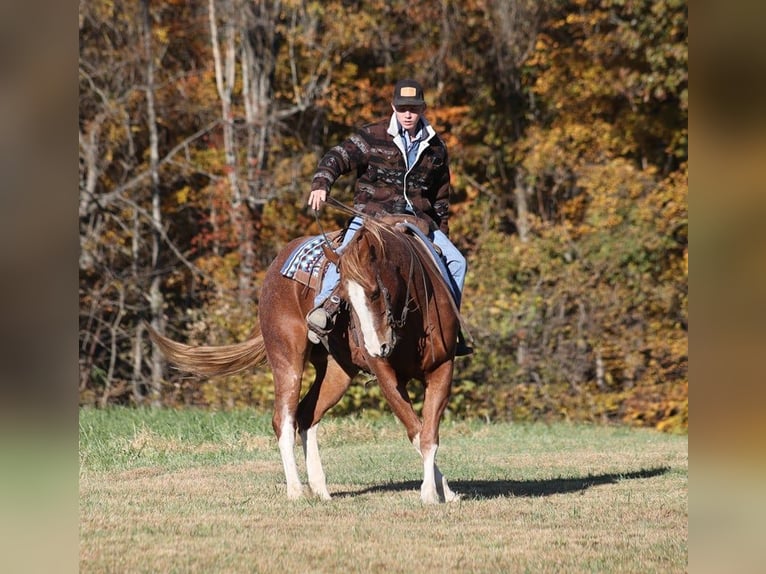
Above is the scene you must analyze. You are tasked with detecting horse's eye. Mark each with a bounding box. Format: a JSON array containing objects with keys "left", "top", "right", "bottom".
[{"left": 370, "top": 288, "right": 381, "bottom": 302}]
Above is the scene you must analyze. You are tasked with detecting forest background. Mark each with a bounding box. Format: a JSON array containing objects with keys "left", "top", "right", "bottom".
[{"left": 78, "top": 0, "right": 687, "bottom": 432}]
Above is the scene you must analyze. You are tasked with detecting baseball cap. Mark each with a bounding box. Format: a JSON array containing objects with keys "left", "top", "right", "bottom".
[{"left": 392, "top": 79, "right": 425, "bottom": 106}]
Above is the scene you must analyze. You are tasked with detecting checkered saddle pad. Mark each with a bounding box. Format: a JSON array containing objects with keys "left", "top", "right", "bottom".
[{"left": 280, "top": 232, "right": 342, "bottom": 290}]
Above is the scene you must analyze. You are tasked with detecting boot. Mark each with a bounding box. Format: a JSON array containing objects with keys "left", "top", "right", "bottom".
[
  {"left": 306, "top": 294, "right": 342, "bottom": 344},
  {"left": 454, "top": 331, "right": 473, "bottom": 357}
]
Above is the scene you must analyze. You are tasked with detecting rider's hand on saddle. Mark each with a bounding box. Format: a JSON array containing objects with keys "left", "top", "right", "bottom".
[{"left": 308, "top": 189, "right": 327, "bottom": 211}]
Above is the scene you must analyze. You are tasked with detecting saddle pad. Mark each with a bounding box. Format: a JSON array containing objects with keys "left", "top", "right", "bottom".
[{"left": 280, "top": 235, "right": 330, "bottom": 290}]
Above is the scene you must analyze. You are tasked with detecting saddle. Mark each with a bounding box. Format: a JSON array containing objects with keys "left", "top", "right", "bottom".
[
  {"left": 280, "top": 214, "right": 456, "bottom": 303},
  {"left": 282, "top": 214, "right": 472, "bottom": 355}
]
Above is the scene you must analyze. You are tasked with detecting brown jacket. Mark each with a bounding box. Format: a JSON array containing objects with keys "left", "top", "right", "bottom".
[{"left": 311, "top": 114, "right": 452, "bottom": 235}]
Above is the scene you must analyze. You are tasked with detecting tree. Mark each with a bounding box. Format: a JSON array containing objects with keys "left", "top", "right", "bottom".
[{"left": 78, "top": 0, "right": 687, "bottom": 431}]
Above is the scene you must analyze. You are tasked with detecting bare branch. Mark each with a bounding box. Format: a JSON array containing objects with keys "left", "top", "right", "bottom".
[
  {"left": 79, "top": 120, "right": 221, "bottom": 218},
  {"left": 113, "top": 194, "right": 212, "bottom": 283}
]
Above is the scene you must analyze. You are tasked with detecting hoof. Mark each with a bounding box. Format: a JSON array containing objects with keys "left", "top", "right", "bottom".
[
  {"left": 420, "top": 485, "right": 443, "bottom": 505},
  {"left": 286, "top": 485, "right": 304, "bottom": 500},
  {"left": 309, "top": 484, "right": 332, "bottom": 501},
  {"left": 444, "top": 490, "right": 462, "bottom": 503}
]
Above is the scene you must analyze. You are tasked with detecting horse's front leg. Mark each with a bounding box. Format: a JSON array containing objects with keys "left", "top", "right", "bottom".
[
  {"left": 413, "top": 437, "right": 460, "bottom": 504},
  {"left": 372, "top": 361, "right": 423, "bottom": 444},
  {"left": 371, "top": 361, "right": 446, "bottom": 503},
  {"left": 417, "top": 360, "right": 460, "bottom": 504}
]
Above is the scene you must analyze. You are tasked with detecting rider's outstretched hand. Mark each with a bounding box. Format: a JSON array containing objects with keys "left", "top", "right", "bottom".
[{"left": 308, "top": 189, "right": 327, "bottom": 211}]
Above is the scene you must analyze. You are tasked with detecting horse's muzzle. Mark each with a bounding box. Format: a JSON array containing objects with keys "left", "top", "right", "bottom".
[{"left": 370, "top": 331, "right": 397, "bottom": 358}]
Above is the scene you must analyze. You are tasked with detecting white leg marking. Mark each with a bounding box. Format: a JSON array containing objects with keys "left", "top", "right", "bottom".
[
  {"left": 434, "top": 463, "right": 460, "bottom": 502},
  {"left": 415, "top": 438, "right": 460, "bottom": 503},
  {"left": 347, "top": 280, "right": 385, "bottom": 357},
  {"left": 301, "top": 425, "right": 331, "bottom": 500},
  {"left": 278, "top": 410, "right": 302, "bottom": 500},
  {"left": 411, "top": 433, "right": 422, "bottom": 455},
  {"left": 420, "top": 444, "right": 441, "bottom": 504}
]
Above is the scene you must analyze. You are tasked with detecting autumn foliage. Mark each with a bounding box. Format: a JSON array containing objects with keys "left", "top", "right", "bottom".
[{"left": 79, "top": 0, "right": 687, "bottom": 431}]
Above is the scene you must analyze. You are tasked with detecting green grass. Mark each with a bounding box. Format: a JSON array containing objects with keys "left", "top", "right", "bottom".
[{"left": 80, "top": 407, "right": 687, "bottom": 573}]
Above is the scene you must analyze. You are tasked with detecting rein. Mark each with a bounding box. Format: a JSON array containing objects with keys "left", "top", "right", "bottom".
[
  {"left": 376, "top": 246, "right": 416, "bottom": 330},
  {"left": 314, "top": 199, "right": 446, "bottom": 357},
  {"left": 313, "top": 197, "right": 418, "bottom": 330},
  {"left": 312, "top": 197, "right": 369, "bottom": 255}
]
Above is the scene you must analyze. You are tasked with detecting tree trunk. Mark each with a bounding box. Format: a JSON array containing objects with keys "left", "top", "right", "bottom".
[
  {"left": 209, "top": 0, "right": 255, "bottom": 305},
  {"left": 143, "top": 0, "right": 165, "bottom": 407},
  {"left": 209, "top": 0, "right": 241, "bottom": 207},
  {"left": 241, "top": 0, "right": 278, "bottom": 203},
  {"left": 514, "top": 170, "right": 530, "bottom": 243}
]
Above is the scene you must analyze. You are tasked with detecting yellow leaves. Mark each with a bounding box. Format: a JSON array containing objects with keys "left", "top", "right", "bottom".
[
  {"left": 154, "top": 25, "right": 169, "bottom": 46},
  {"left": 518, "top": 119, "right": 618, "bottom": 189},
  {"left": 520, "top": 0, "right": 687, "bottom": 171},
  {"left": 487, "top": 294, "right": 515, "bottom": 316},
  {"left": 559, "top": 195, "right": 589, "bottom": 228},
  {"left": 174, "top": 186, "right": 190, "bottom": 205}
]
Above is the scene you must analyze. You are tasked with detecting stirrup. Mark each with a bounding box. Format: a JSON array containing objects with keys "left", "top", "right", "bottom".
[
  {"left": 454, "top": 340, "right": 474, "bottom": 357},
  {"left": 454, "top": 331, "right": 474, "bottom": 357}
]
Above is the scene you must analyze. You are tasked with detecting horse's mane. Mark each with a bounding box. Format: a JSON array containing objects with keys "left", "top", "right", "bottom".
[
  {"left": 337, "top": 213, "right": 471, "bottom": 341},
  {"left": 340, "top": 217, "right": 394, "bottom": 288}
]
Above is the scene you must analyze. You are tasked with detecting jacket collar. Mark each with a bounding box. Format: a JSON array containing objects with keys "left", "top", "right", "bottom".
[{"left": 387, "top": 112, "right": 436, "bottom": 142}]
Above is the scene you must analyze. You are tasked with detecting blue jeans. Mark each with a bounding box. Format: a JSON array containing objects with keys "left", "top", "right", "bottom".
[{"left": 314, "top": 216, "right": 467, "bottom": 308}]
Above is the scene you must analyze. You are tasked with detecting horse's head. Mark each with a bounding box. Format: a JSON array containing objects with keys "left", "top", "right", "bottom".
[{"left": 336, "top": 222, "right": 411, "bottom": 359}]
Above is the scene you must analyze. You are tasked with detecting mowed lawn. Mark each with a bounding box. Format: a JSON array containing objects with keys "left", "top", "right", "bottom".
[{"left": 79, "top": 408, "right": 687, "bottom": 573}]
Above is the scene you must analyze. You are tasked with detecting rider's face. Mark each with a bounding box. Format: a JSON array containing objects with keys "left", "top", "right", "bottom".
[{"left": 393, "top": 104, "right": 425, "bottom": 133}]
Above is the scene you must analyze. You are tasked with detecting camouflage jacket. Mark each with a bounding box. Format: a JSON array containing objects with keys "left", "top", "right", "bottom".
[{"left": 311, "top": 114, "right": 452, "bottom": 235}]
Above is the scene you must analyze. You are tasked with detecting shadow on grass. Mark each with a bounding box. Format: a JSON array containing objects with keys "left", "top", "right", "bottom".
[{"left": 334, "top": 467, "right": 671, "bottom": 500}]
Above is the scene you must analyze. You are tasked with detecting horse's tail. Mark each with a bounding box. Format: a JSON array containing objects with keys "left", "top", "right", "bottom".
[{"left": 146, "top": 323, "right": 268, "bottom": 377}]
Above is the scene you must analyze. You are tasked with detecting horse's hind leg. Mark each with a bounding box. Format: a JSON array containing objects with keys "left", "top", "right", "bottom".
[
  {"left": 300, "top": 425, "right": 329, "bottom": 500},
  {"left": 297, "top": 356, "right": 355, "bottom": 500},
  {"left": 269, "top": 345, "right": 310, "bottom": 500},
  {"left": 272, "top": 380, "right": 302, "bottom": 499}
]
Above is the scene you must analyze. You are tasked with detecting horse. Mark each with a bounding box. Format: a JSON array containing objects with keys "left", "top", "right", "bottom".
[{"left": 148, "top": 212, "right": 464, "bottom": 504}]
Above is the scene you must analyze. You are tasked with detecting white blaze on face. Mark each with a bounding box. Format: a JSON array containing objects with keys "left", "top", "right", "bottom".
[{"left": 347, "top": 279, "right": 386, "bottom": 357}]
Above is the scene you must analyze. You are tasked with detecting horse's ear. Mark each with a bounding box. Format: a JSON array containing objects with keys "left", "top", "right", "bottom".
[{"left": 322, "top": 243, "right": 340, "bottom": 265}]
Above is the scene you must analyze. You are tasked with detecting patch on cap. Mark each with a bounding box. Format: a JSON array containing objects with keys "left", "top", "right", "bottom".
[{"left": 392, "top": 79, "right": 425, "bottom": 105}]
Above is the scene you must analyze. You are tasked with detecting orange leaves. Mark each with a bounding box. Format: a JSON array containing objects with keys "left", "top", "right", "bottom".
[
  {"left": 79, "top": 0, "right": 686, "bottom": 422},
  {"left": 521, "top": 0, "right": 687, "bottom": 172},
  {"left": 457, "top": 148, "right": 687, "bottom": 430}
]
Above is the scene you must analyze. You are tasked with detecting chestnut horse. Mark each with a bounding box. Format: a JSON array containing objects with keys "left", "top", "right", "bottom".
[{"left": 149, "top": 213, "right": 463, "bottom": 503}]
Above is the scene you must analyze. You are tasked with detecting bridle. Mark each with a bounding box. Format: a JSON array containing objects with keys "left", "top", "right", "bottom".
[
  {"left": 315, "top": 199, "right": 440, "bottom": 348},
  {"left": 375, "top": 253, "right": 414, "bottom": 330}
]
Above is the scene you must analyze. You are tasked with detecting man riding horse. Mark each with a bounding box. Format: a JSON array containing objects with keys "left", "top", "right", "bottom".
[
  {"left": 306, "top": 78, "right": 472, "bottom": 356},
  {"left": 149, "top": 80, "right": 472, "bottom": 502}
]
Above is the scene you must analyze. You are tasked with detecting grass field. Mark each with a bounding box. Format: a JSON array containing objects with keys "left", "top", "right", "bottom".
[{"left": 79, "top": 407, "right": 687, "bottom": 573}]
